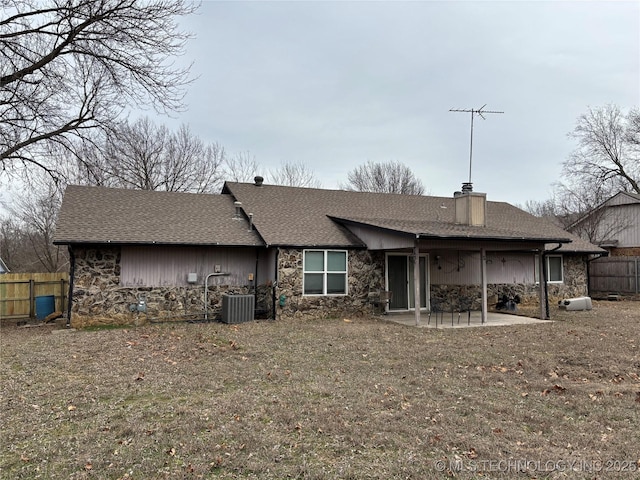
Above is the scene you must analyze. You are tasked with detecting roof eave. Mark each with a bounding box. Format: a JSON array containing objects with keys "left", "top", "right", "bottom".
[{"left": 54, "top": 240, "right": 266, "bottom": 248}]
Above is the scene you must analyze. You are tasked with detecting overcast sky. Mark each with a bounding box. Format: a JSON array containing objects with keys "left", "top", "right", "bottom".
[
  {"left": 1, "top": 0, "right": 637, "bottom": 213},
  {"left": 152, "top": 0, "right": 638, "bottom": 205}
]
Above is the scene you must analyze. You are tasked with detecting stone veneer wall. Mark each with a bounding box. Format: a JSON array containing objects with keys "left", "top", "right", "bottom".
[
  {"left": 70, "top": 246, "right": 273, "bottom": 328},
  {"left": 275, "top": 248, "right": 385, "bottom": 321},
  {"left": 430, "top": 255, "right": 588, "bottom": 311}
]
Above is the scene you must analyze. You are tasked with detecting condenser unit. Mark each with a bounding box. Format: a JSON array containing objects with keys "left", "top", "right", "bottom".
[{"left": 221, "top": 294, "right": 255, "bottom": 324}]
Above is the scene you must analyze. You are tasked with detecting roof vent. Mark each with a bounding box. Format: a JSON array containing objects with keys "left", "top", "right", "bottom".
[
  {"left": 233, "top": 201, "right": 242, "bottom": 219},
  {"left": 254, "top": 176, "right": 264, "bottom": 186}
]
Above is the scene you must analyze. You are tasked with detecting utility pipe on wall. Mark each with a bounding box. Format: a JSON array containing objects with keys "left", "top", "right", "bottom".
[{"left": 204, "top": 272, "right": 230, "bottom": 321}]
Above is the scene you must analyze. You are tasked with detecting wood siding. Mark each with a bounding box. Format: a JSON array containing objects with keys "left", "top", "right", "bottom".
[
  {"left": 598, "top": 204, "right": 640, "bottom": 248},
  {"left": 430, "top": 251, "right": 537, "bottom": 285},
  {"left": 120, "top": 246, "right": 271, "bottom": 287}
]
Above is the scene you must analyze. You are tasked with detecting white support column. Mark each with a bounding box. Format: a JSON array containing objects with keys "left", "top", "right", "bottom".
[
  {"left": 480, "top": 248, "right": 488, "bottom": 324},
  {"left": 414, "top": 241, "right": 421, "bottom": 326}
]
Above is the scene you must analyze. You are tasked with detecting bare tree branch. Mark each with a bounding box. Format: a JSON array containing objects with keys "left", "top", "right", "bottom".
[
  {"left": 341, "top": 160, "right": 425, "bottom": 195},
  {"left": 267, "top": 161, "right": 321, "bottom": 188},
  {"left": 1, "top": 0, "right": 197, "bottom": 180},
  {"left": 565, "top": 104, "right": 640, "bottom": 195}
]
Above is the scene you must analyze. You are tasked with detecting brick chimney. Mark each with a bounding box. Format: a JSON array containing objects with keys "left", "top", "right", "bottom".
[{"left": 454, "top": 183, "right": 486, "bottom": 227}]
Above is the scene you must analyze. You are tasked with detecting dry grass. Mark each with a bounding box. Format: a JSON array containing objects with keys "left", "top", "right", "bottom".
[{"left": 1, "top": 301, "right": 639, "bottom": 479}]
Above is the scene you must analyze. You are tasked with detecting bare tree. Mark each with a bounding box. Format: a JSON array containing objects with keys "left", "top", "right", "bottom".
[
  {"left": 3, "top": 177, "right": 67, "bottom": 272},
  {"left": 223, "top": 151, "right": 259, "bottom": 182},
  {"left": 267, "top": 161, "right": 321, "bottom": 188},
  {"left": 341, "top": 160, "right": 425, "bottom": 195},
  {"left": 1, "top": 0, "right": 197, "bottom": 180},
  {"left": 565, "top": 105, "right": 640, "bottom": 195},
  {"left": 0, "top": 217, "right": 28, "bottom": 272},
  {"left": 84, "top": 117, "right": 226, "bottom": 192},
  {"left": 519, "top": 198, "right": 566, "bottom": 228}
]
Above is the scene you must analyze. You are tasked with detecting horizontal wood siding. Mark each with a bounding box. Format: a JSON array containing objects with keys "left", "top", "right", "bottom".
[{"left": 121, "top": 246, "right": 264, "bottom": 287}]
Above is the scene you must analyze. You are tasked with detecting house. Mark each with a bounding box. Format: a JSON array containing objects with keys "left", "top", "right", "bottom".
[
  {"left": 53, "top": 180, "right": 605, "bottom": 328},
  {"left": 0, "top": 257, "right": 9, "bottom": 274},
  {"left": 568, "top": 191, "right": 640, "bottom": 256}
]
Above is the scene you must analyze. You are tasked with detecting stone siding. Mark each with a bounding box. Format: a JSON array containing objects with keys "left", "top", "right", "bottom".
[
  {"left": 70, "top": 246, "right": 588, "bottom": 327},
  {"left": 70, "top": 246, "right": 273, "bottom": 328},
  {"left": 275, "top": 248, "right": 385, "bottom": 321}
]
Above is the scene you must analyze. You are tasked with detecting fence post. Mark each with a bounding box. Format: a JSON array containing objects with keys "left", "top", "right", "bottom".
[
  {"left": 636, "top": 258, "right": 639, "bottom": 295},
  {"left": 29, "top": 279, "right": 35, "bottom": 319}
]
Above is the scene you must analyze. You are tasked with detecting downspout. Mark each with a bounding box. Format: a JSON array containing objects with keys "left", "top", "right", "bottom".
[
  {"left": 66, "top": 246, "right": 75, "bottom": 328},
  {"left": 273, "top": 247, "right": 279, "bottom": 320},
  {"left": 253, "top": 248, "right": 260, "bottom": 308}
]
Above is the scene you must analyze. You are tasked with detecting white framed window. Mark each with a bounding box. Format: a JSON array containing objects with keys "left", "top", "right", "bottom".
[
  {"left": 303, "top": 250, "right": 348, "bottom": 295},
  {"left": 535, "top": 254, "right": 564, "bottom": 283}
]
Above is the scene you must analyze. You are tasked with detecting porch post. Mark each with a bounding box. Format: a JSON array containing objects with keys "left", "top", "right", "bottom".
[
  {"left": 538, "top": 251, "right": 548, "bottom": 320},
  {"left": 414, "top": 241, "right": 421, "bottom": 326},
  {"left": 480, "top": 248, "right": 487, "bottom": 324}
]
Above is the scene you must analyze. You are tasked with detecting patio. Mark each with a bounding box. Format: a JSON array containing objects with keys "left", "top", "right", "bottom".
[{"left": 382, "top": 310, "right": 551, "bottom": 329}]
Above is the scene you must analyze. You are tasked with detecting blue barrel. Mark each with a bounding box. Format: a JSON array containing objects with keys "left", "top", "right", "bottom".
[{"left": 35, "top": 295, "right": 56, "bottom": 320}]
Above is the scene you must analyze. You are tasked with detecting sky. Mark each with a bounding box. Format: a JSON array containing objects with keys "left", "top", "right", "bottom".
[
  {"left": 153, "top": 0, "right": 638, "bottom": 205},
  {"left": 1, "top": 0, "right": 638, "bottom": 212}
]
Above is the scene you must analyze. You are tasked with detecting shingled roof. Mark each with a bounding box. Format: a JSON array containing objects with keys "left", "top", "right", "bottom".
[
  {"left": 54, "top": 185, "right": 263, "bottom": 246},
  {"left": 223, "top": 182, "right": 585, "bottom": 247},
  {"left": 54, "top": 183, "right": 604, "bottom": 254}
]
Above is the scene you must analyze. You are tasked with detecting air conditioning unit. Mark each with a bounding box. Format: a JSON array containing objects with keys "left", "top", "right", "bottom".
[
  {"left": 558, "top": 296, "right": 592, "bottom": 311},
  {"left": 221, "top": 294, "right": 255, "bottom": 324}
]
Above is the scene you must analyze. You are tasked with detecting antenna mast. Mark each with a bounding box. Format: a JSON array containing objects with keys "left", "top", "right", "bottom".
[{"left": 450, "top": 105, "right": 503, "bottom": 186}]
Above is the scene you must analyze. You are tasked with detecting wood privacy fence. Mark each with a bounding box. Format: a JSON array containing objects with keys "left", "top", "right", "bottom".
[
  {"left": 0, "top": 273, "right": 69, "bottom": 320},
  {"left": 589, "top": 257, "right": 639, "bottom": 295}
]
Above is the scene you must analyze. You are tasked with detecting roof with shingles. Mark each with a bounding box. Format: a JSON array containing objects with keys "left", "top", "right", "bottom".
[
  {"left": 54, "top": 183, "right": 605, "bottom": 254},
  {"left": 53, "top": 185, "right": 263, "bottom": 246},
  {"left": 222, "top": 182, "right": 602, "bottom": 251}
]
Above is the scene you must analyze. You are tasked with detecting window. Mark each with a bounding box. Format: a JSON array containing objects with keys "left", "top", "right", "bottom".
[
  {"left": 303, "top": 250, "right": 347, "bottom": 295},
  {"left": 535, "top": 255, "right": 564, "bottom": 283}
]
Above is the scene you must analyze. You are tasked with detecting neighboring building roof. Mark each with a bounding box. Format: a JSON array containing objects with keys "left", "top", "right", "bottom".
[
  {"left": 53, "top": 185, "right": 263, "bottom": 246},
  {"left": 223, "top": 182, "right": 583, "bottom": 248},
  {"left": 569, "top": 191, "right": 640, "bottom": 229},
  {"left": 0, "top": 257, "right": 9, "bottom": 274}
]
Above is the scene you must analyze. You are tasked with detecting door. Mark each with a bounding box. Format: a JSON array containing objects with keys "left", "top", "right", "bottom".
[
  {"left": 388, "top": 255, "right": 408, "bottom": 310},
  {"left": 387, "top": 254, "right": 429, "bottom": 311}
]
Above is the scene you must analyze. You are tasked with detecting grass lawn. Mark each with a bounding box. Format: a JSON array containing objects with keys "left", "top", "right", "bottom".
[{"left": 1, "top": 301, "right": 639, "bottom": 479}]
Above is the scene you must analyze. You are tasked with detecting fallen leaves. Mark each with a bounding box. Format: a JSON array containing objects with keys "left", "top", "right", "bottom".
[{"left": 541, "top": 384, "right": 566, "bottom": 396}]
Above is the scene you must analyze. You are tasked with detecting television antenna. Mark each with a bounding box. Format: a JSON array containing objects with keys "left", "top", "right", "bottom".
[{"left": 449, "top": 105, "right": 503, "bottom": 186}]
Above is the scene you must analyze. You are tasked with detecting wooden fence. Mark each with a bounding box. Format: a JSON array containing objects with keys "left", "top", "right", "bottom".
[
  {"left": 0, "top": 273, "right": 69, "bottom": 320},
  {"left": 589, "top": 257, "right": 639, "bottom": 295}
]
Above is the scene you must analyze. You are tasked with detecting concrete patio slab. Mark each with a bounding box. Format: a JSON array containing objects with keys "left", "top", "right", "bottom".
[{"left": 381, "top": 310, "right": 551, "bottom": 328}]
